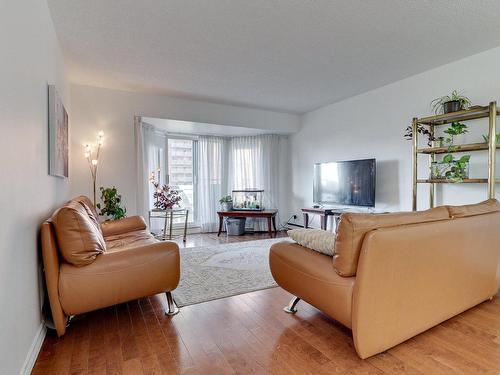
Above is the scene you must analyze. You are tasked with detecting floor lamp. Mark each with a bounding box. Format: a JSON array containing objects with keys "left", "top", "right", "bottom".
[{"left": 84, "top": 131, "right": 104, "bottom": 206}]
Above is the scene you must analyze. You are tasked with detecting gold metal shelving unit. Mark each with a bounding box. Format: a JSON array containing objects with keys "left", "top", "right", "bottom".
[{"left": 412, "top": 102, "right": 498, "bottom": 211}]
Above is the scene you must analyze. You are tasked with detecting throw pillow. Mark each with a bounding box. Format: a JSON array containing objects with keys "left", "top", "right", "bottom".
[
  {"left": 287, "top": 228, "right": 336, "bottom": 256},
  {"left": 52, "top": 200, "right": 106, "bottom": 266}
]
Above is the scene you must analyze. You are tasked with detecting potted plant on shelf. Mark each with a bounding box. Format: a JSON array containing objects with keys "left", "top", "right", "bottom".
[
  {"left": 431, "top": 154, "right": 471, "bottom": 183},
  {"left": 219, "top": 195, "right": 233, "bottom": 211},
  {"left": 443, "top": 122, "right": 468, "bottom": 149},
  {"left": 404, "top": 124, "right": 435, "bottom": 147},
  {"left": 482, "top": 133, "right": 500, "bottom": 144},
  {"left": 431, "top": 90, "right": 472, "bottom": 114},
  {"left": 97, "top": 186, "right": 127, "bottom": 221}
]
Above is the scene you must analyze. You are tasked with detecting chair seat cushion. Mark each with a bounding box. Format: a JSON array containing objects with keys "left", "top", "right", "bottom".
[
  {"left": 269, "top": 241, "right": 355, "bottom": 328},
  {"left": 104, "top": 229, "right": 157, "bottom": 251}
]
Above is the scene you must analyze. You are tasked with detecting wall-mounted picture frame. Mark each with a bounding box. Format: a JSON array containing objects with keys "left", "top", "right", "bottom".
[{"left": 48, "top": 85, "right": 68, "bottom": 178}]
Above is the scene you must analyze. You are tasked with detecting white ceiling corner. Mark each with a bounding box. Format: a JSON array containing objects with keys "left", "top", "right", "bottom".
[{"left": 47, "top": 0, "right": 500, "bottom": 114}]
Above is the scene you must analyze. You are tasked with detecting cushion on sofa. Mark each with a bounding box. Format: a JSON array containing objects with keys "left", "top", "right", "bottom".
[
  {"left": 333, "top": 206, "right": 449, "bottom": 277},
  {"left": 447, "top": 198, "right": 500, "bottom": 218},
  {"left": 76, "top": 197, "right": 102, "bottom": 233},
  {"left": 287, "top": 228, "right": 336, "bottom": 256},
  {"left": 104, "top": 229, "right": 157, "bottom": 251},
  {"left": 51, "top": 200, "right": 106, "bottom": 266}
]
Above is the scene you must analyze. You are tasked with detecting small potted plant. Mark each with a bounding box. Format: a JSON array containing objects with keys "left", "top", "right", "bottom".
[
  {"left": 219, "top": 195, "right": 233, "bottom": 211},
  {"left": 97, "top": 186, "right": 127, "bottom": 221},
  {"left": 404, "top": 124, "right": 435, "bottom": 147},
  {"left": 431, "top": 90, "right": 472, "bottom": 114},
  {"left": 482, "top": 133, "right": 500, "bottom": 144},
  {"left": 431, "top": 154, "right": 470, "bottom": 183},
  {"left": 443, "top": 122, "right": 468, "bottom": 148}
]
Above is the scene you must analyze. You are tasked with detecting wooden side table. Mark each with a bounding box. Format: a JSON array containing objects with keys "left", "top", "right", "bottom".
[
  {"left": 149, "top": 208, "right": 189, "bottom": 242},
  {"left": 217, "top": 209, "right": 278, "bottom": 236}
]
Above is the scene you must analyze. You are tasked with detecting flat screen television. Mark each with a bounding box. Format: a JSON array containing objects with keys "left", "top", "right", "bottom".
[{"left": 313, "top": 159, "right": 376, "bottom": 207}]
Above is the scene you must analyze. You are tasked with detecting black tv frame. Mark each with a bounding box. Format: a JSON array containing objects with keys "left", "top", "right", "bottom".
[{"left": 313, "top": 158, "right": 376, "bottom": 208}]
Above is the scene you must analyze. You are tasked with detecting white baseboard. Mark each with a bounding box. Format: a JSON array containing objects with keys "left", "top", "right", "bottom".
[{"left": 20, "top": 322, "right": 46, "bottom": 375}]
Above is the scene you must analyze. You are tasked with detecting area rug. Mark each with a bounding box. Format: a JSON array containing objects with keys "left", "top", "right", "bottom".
[{"left": 172, "top": 238, "right": 291, "bottom": 307}]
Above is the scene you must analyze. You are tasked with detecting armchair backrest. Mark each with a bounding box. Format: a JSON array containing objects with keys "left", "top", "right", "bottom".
[{"left": 333, "top": 206, "right": 449, "bottom": 276}]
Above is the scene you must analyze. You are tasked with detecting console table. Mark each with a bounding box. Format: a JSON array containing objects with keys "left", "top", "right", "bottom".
[{"left": 217, "top": 209, "right": 278, "bottom": 236}]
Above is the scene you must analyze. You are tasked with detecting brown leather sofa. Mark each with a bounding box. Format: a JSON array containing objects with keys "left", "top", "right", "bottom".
[
  {"left": 270, "top": 199, "right": 500, "bottom": 359},
  {"left": 41, "top": 196, "right": 180, "bottom": 336}
]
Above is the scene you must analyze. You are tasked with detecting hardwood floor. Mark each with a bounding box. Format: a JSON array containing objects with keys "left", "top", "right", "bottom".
[{"left": 33, "top": 233, "right": 500, "bottom": 374}]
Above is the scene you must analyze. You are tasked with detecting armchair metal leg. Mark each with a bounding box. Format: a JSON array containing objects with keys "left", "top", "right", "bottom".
[
  {"left": 165, "top": 292, "right": 180, "bottom": 316},
  {"left": 283, "top": 296, "right": 300, "bottom": 314}
]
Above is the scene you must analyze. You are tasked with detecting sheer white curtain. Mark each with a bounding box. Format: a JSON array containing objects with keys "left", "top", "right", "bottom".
[
  {"left": 135, "top": 118, "right": 167, "bottom": 231},
  {"left": 135, "top": 118, "right": 154, "bottom": 221},
  {"left": 195, "top": 136, "right": 229, "bottom": 232},
  {"left": 228, "top": 134, "right": 283, "bottom": 231}
]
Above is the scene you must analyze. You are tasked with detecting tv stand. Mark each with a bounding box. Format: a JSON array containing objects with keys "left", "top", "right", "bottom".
[{"left": 301, "top": 207, "right": 343, "bottom": 230}]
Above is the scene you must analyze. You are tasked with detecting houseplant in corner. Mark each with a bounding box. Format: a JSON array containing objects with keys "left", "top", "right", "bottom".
[
  {"left": 431, "top": 90, "right": 472, "bottom": 114},
  {"left": 97, "top": 186, "right": 127, "bottom": 220},
  {"left": 219, "top": 195, "right": 233, "bottom": 211}
]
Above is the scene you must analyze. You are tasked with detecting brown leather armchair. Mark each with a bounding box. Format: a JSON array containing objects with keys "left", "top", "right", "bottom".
[
  {"left": 41, "top": 196, "right": 180, "bottom": 336},
  {"left": 270, "top": 199, "right": 500, "bottom": 359}
]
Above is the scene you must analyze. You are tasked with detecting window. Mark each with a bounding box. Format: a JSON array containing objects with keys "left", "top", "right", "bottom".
[{"left": 167, "top": 138, "right": 196, "bottom": 224}]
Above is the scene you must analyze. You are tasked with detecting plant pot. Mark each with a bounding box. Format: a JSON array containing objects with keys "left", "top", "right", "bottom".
[
  {"left": 221, "top": 202, "right": 233, "bottom": 211},
  {"left": 442, "top": 100, "right": 462, "bottom": 114}
]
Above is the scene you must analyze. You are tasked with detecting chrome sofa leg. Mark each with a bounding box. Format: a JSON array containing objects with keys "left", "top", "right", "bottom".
[
  {"left": 165, "top": 292, "right": 180, "bottom": 316},
  {"left": 283, "top": 296, "right": 300, "bottom": 314}
]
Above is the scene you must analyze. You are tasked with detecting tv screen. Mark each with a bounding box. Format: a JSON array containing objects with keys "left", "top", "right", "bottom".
[{"left": 313, "top": 159, "right": 376, "bottom": 207}]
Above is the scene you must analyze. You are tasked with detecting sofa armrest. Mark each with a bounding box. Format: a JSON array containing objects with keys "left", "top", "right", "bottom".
[
  {"left": 59, "top": 241, "right": 180, "bottom": 315},
  {"left": 101, "top": 215, "right": 147, "bottom": 237},
  {"left": 352, "top": 213, "right": 500, "bottom": 359}
]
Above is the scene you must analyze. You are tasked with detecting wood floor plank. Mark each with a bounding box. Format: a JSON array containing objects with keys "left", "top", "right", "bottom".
[{"left": 33, "top": 232, "right": 500, "bottom": 374}]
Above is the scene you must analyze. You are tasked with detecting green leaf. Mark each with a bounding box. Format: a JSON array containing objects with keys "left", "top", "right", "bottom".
[
  {"left": 443, "top": 154, "right": 454, "bottom": 163},
  {"left": 458, "top": 155, "right": 470, "bottom": 163}
]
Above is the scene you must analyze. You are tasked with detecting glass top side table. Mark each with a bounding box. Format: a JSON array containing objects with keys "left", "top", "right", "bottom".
[{"left": 148, "top": 208, "right": 188, "bottom": 242}]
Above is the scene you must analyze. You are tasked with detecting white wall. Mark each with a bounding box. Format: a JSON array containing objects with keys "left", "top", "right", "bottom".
[
  {"left": 0, "top": 1, "right": 70, "bottom": 374},
  {"left": 291, "top": 46, "right": 500, "bottom": 224},
  {"left": 69, "top": 85, "right": 300, "bottom": 215}
]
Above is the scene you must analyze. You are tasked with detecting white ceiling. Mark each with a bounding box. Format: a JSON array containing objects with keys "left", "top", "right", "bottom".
[
  {"left": 47, "top": 0, "right": 500, "bottom": 114},
  {"left": 143, "top": 117, "right": 282, "bottom": 137}
]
